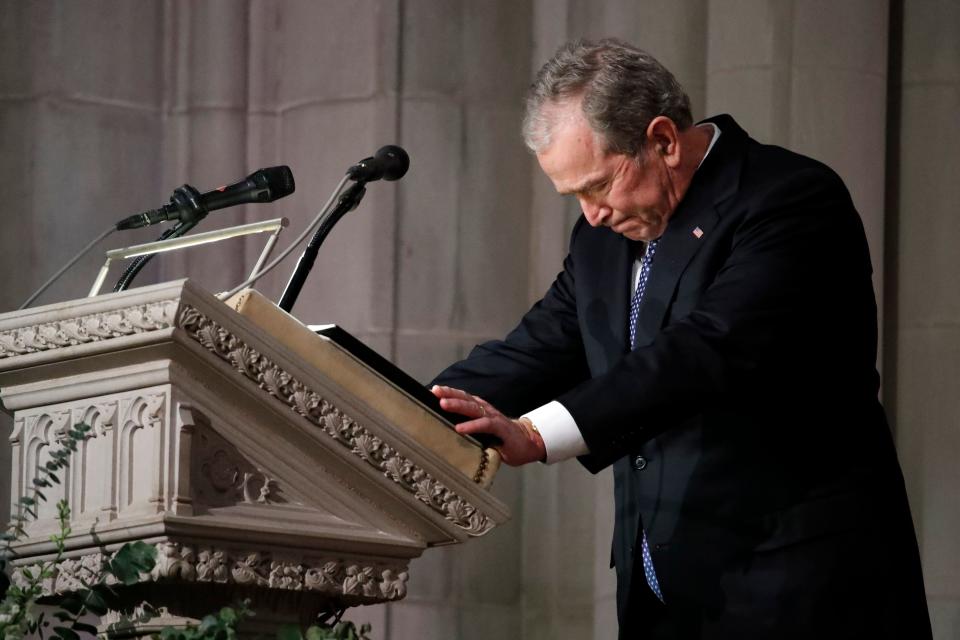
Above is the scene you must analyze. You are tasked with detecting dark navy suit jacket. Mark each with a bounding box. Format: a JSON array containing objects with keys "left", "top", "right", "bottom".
[{"left": 433, "top": 115, "right": 930, "bottom": 638}]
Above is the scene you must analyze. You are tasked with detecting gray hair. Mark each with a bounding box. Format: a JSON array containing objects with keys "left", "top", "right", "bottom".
[{"left": 522, "top": 38, "right": 693, "bottom": 157}]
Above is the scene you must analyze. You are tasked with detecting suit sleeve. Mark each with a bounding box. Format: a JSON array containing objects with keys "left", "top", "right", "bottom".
[
  {"left": 564, "top": 167, "right": 878, "bottom": 469},
  {"left": 431, "top": 218, "right": 592, "bottom": 418}
]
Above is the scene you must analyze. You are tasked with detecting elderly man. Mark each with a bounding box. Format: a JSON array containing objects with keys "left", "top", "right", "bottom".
[{"left": 431, "top": 39, "right": 930, "bottom": 638}]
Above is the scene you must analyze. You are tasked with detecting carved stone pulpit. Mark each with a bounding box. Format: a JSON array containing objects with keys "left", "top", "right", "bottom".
[{"left": 0, "top": 280, "right": 508, "bottom": 636}]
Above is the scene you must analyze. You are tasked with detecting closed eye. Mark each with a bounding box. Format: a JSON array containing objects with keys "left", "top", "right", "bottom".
[{"left": 576, "top": 179, "right": 609, "bottom": 199}]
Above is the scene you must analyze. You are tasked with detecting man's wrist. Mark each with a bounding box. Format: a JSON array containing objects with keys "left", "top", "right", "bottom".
[{"left": 516, "top": 416, "right": 547, "bottom": 463}]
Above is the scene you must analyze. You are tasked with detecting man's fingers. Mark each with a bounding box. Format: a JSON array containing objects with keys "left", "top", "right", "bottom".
[
  {"left": 439, "top": 396, "right": 487, "bottom": 418},
  {"left": 454, "top": 416, "right": 503, "bottom": 439},
  {"left": 431, "top": 385, "right": 473, "bottom": 401},
  {"left": 471, "top": 395, "right": 495, "bottom": 412}
]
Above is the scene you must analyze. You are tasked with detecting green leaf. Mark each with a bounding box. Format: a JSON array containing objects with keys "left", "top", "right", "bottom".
[
  {"left": 127, "top": 541, "right": 157, "bottom": 568},
  {"left": 53, "top": 626, "right": 81, "bottom": 640},
  {"left": 108, "top": 558, "right": 140, "bottom": 585},
  {"left": 158, "top": 628, "right": 185, "bottom": 640},
  {"left": 33, "top": 478, "right": 51, "bottom": 488},
  {"left": 109, "top": 549, "right": 146, "bottom": 583},
  {"left": 82, "top": 587, "right": 109, "bottom": 615},
  {"left": 218, "top": 606, "right": 237, "bottom": 625},
  {"left": 197, "top": 615, "right": 220, "bottom": 634},
  {"left": 108, "top": 541, "right": 157, "bottom": 585},
  {"left": 277, "top": 624, "right": 303, "bottom": 640},
  {"left": 305, "top": 626, "right": 331, "bottom": 640},
  {"left": 21, "top": 567, "right": 34, "bottom": 580},
  {"left": 19, "top": 497, "right": 35, "bottom": 506},
  {"left": 59, "top": 595, "right": 84, "bottom": 615},
  {"left": 54, "top": 611, "right": 74, "bottom": 622},
  {"left": 72, "top": 622, "right": 99, "bottom": 635}
]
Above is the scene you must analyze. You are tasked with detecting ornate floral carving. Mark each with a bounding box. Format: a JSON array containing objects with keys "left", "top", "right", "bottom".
[
  {"left": 343, "top": 565, "right": 379, "bottom": 597},
  {"left": 151, "top": 542, "right": 197, "bottom": 581},
  {"left": 269, "top": 560, "right": 304, "bottom": 590},
  {"left": 176, "top": 305, "right": 495, "bottom": 536},
  {"left": 379, "top": 569, "right": 408, "bottom": 599},
  {"left": 12, "top": 543, "right": 409, "bottom": 604},
  {"left": 231, "top": 551, "right": 268, "bottom": 586},
  {"left": 196, "top": 436, "right": 284, "bottom": 507},
  {"left": 304, "top": 561, "right": 340, "bottom": 591},
  {"left": 204, "top": 450, "right": 239, "bottom": 492},
  {"left": 196, "top": 548, "right": 229, "bottom": 583},
  {"left": 0, "top": 299, "right": 179, "bottom": 359},
  {"left": 51, "top": 553, "right": 107, "bottom": 593}
]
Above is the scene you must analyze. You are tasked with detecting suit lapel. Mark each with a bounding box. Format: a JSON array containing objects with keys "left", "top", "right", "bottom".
[
  {"left": 611, "top": 236, "right": 635, "bottom": 351},
  {"left": 632, "top": 115, "right": 747, "bottom": 348},
  {"left": 584, "top": 231, "right": 635, "bottom": 373}
]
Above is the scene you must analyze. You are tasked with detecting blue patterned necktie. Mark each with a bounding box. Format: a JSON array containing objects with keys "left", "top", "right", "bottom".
[
  {"left": 628, "top": 238, "right": 665, "bottom": 603},
  {"left": 628, "top": 239, "right": 659, "bottom": 350}
]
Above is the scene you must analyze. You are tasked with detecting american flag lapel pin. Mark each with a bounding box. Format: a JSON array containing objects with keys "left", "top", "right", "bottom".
[{"left": 693, "top": 226, "right": 704, "bottom": 239}]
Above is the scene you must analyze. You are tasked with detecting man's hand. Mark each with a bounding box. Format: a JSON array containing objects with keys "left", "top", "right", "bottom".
[{"left": 431, "top": 385, "right": 546, "bottom": 466}]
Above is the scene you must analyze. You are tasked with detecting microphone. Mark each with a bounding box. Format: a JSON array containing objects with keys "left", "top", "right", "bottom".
[
  {"left": 276, "top": 146, "right": 410, "bottom": 313},
  {"left": 115, "top": 166, "right": 296, "bottom": 230},
  {"left": 347, "top": 145, "right": 410, "bottom": 183}
]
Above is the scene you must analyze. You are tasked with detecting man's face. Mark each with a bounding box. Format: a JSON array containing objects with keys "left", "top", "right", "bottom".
[{"left": 536, "top": 110, "right": 674, "bottom": 242}]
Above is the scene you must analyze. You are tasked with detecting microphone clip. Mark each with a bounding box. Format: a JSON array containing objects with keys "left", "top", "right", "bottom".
[
  {"left": 115, "top": 183, "right": 208, "bottom": 230},
  {"left": 346, "top": 157, "right": 377, "bottom": 184},
  {"left": 169, "top": 184, "right": 208, "bottom": 224}
]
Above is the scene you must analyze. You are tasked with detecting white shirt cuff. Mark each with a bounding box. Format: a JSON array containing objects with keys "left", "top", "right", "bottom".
[{"left": 522, "top": 401, "right": 589, "bottom": 464}]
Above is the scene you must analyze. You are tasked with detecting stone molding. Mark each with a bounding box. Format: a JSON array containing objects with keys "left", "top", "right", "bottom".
[
  {"left": 176, "top": 304, "right": 495, "bottom": 536},
  {"left": 12, "top": 541, "right": 409, "bottom": 603},
  {"left": 0, "top": 299, "right": 179, "bottom": 359}
]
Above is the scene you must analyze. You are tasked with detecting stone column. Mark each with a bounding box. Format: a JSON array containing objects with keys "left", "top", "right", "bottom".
[
  {"left": 156, "top": 0, "right": 253, "bottom": 294},
  {"left": 0, "top": 0, "right": 168, "bottom": 309},
  {"left": 889, "top": 1, "right": 960, "bottom": 637},
  {"left": 389, "top": 2, "right": 535, "bottom": 637},
  {"left": 239, "top": 0, "right": 402, "bottom": 359}
]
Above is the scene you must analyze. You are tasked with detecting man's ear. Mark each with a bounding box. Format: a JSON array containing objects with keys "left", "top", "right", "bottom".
[{"left": 645, "top": 116, "right": 681, "bottom": 167}]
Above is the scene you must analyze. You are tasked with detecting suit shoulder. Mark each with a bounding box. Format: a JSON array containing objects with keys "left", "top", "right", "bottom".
[{"left": 741, "top": 140, "right": 852, "bottom": 207}]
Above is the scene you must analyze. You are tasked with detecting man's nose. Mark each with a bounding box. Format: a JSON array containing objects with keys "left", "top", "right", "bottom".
[{"left": 580, "top": 199, "right": 611, "bottom": 226}]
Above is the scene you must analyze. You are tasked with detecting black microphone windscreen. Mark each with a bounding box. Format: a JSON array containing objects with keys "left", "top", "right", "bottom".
[
  {"left": 375, "top": 145, "right": 410, "bottom": 181},
  {"left": 256, "top": 165, "right": 296, "bottom": 201}
]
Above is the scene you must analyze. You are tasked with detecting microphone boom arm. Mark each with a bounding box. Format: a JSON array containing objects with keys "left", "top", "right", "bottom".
[{"left": 278, "top": 181, "right": 367, "bottom": 313}]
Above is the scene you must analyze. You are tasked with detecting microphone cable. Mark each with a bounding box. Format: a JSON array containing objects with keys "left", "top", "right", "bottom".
[
  {"left": 17, "top": 225, "right": 116, "bottom": 310},
  {"left": 113, "top": 184, "right": 209, "bottom": 292},
  {"left": 219, "top": 174, "right": 352, "bottom": 301},
  {"left": 112, "top": 218, "right": 200, "bottom": 292}
]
